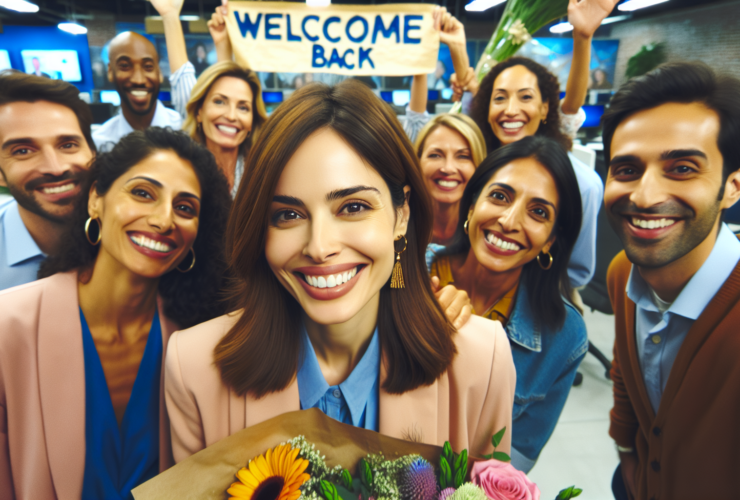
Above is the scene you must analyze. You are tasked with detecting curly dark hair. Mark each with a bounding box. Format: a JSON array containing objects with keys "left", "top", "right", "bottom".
[
  {"left": 469, "top": 57, "right": 572, "bottom": 153},
  {"left": 38, "top": 127, "right": 232, "bottom": 328}
]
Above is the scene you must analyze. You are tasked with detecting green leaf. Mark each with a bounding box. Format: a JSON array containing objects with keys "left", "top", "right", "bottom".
[
  {"left": 443, "top": 441, "right": 453, "bottom": 464},
  {"left": 341, "top": 470, "right": 353, "bottom": 490},
  {"left": 492, "top": 451, "right": 511, "bottom": 463},
  {"left": 320, "top": 480, "right": 340, "bottom": 500},
  {"left": 439, "top": 456, "right": 452, "bottom": 490},
  {"left": 334, "top": 484, "right": 358, "bottom": 500},
  {"left": 556, "top": 486, "right": 573, "bottom": 499},
  {"left": 491, "top": 427, "right": 506, "bottom": 448},
  {"left": 457, "top": 449, "right": 468, "bottom": 479},
  {"left": 481, "top": 453, "right": 493, "bottom": 460},
  {"left": 454, "top": 465, "right": 466, "bottom": 489},
  {"left": 359, "top": 459, "right": 372, "bottom": 490},
  {"left": 571, "top": 488, "right": 583, "bottom": 498}
]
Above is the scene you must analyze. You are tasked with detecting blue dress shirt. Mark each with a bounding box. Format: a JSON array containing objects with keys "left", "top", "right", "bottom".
[
  {"left": 92, "top": 101, "right": 182, "bottom": 153},
  {"left": 80, "top": 309, "right": 162, "bottom": 500},
  {"left": 627, "top": 223, "right": 740, "bottom": 414},
  {"left": 0, "top": 200, "right": 45, "bottom": 291},
  {"left": 296, "top": 326, "right": 380, "bottom": 432}
]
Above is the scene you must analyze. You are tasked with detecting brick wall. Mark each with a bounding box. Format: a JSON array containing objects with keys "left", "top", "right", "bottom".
[{"left": 609, "top": 0, "right": 740, "bottom": 87}]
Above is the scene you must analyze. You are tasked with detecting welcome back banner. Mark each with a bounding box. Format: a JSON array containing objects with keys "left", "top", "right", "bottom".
[{"left": 225, "top": 2, "right": 439, "bottom": 76}]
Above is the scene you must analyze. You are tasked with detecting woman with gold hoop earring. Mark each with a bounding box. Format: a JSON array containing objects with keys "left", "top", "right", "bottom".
[
  {"left": 427, "top": 136, "right": 587, "bottom": 474},
  {"left": 163, "top": 80, "right": 516, "bottom": 465},
  {"left": 0, "top": 128, "right": 231, "bottom": 499}
]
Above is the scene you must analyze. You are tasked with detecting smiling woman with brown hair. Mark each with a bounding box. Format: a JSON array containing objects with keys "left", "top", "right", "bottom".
[
  {"left": 0, "top": 127, "right": 231, "bottom": 500},
  {"left": 164, "top": 80, "right": 515, "bottom": 463}
]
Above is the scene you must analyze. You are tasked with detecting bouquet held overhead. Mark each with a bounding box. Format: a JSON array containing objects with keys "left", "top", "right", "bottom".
[{"left": 132, "top": 410, "right": 581, "bottom": 500}]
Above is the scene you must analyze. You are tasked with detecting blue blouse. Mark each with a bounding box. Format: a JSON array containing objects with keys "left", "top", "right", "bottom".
[
  {"left": 296, "top": 326, "right": 380, "bottom": 431},
  {"left": 80, "top": 309, "right": 162, "bottom": 500}
]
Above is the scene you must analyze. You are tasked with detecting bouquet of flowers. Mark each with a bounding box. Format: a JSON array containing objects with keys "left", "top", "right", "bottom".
[
  {"left": 132, "top": 409, "right": 581, "bottom": 500},
  {"left": 473, "top": 0, "right": 570, "bottom": 81}
]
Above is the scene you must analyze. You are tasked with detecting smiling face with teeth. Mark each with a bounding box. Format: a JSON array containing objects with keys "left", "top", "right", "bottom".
[
  {"left": 197, "top": 76, "right": 254, "bottom": 152},
  {"left": 466, "top": 158, "right": 558, "bottom": 275},
  {"left": 605, "top": 102, "right": 740, "bottom": 269},
  {"left": 108, "top": 32, "right": 162, "bottom": 119},
  {"left": 419, "top": 125, "right": 477, "bottom": 207},
  {"left": 0, "top": 100, "right": 93, "bottom": 223},
  {"left": 88, "top": 150, "right": 201, "bottom": 279},
  {"left": 488, "top": 65, "right": 549, "bottom": 147},
  {"left": 265, "top": 128, "right": 410, "bottom": 328}
]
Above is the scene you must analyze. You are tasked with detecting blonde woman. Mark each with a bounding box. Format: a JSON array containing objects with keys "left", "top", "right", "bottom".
[
  {"left": 152, "top": 0, "right": 267, "bottom": 196},
  {"left": 414, "top": 114, "right": 486, "bottom": 245}
]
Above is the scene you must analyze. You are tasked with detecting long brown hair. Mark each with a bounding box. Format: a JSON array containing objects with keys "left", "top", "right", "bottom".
[{"left": 215, "top": 79, "right": 456, "bottom": 398}]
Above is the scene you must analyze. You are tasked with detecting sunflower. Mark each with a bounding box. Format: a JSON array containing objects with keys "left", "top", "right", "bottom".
[{"left": 228, "top": 444, "right": 311, "bottom": 500}]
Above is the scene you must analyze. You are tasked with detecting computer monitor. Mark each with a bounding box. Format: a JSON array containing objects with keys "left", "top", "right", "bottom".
[
  {"left": 582, "top": 105, "right": 605, "bottom": 128},
  {"left": 0, "top": 50, "right": 11, "bottom": 71},
  {"left": 262, "top": 91, "right": 284, "bottom": 104},
  {"left": 100, "top": 90, "right": 121, "bottom": 107},
  {"left": 391, "top": 90, "right": 410, "bottom": 107},
  {"left": 21, "top": 50, "right": 82, "bottom": 82}
]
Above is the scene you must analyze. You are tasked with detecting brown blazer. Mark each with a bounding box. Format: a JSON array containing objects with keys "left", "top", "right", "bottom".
[
  {"left": 0, "top": 271, "right": 177, "bottom": 500},
  {"left": 165, "top": 313, "right": 516, "bottom": 463},
  {"left": 608, "top": 251, "right": 740, "bottom": 500}
]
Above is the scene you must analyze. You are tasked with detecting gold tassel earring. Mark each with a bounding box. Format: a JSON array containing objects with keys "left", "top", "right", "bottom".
[{"left": 390, "top": 235, "right": 407, "bottom": 289}]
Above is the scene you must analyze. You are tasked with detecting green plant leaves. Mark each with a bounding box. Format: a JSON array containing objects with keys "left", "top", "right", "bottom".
[
  {"left": 556, "top": 486, "right": 583, "bottom": 499},
  {"left": 492, "top": 451, "right": 511, "bottom": 463},
  {"left": 439, "top": 456, "right": 453, "bottom": 490},
  {"left": 341, "top": 469, "right": 353, "bottom": 491},
  {"left": 359, "top": 459, "right": 372, "bottom": 490},
  {"left": 321, "top": 480, "right": 341, "bottom": 500},
  {"left": 491, "top": 427, "right": 506, "bottom": 449}
]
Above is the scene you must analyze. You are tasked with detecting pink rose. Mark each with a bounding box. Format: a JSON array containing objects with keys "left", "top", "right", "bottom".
[{"left": 471, "top": 460, "right": 540, "bottom": 500}]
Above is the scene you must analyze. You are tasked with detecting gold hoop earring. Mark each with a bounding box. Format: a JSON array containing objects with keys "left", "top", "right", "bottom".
[
  {"left": 177, "top": 248, "right": 196, "bottom": 273},
  {"left": 537, "top": 251, "right": 553, "bottom": 270},
  {"left": 464, "top": 219, "right": 469, "bottom": 235},
  {"left": 390, "top": 235, "right": 407, "bottom": 289},
  {"left": 84, "top": 217, "right": 101, "bottom": 246}
]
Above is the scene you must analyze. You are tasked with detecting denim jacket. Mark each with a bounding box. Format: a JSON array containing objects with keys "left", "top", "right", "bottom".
[{"left": 507, "top": 283, "right": 588, "bottom": 473}]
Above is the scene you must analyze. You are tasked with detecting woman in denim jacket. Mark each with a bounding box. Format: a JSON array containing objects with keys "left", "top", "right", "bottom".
[{"left": 427, "top": 136, "right": 588, "bottom": 473}]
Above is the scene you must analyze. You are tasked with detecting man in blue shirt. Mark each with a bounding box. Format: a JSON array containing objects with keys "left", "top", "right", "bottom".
[
  {"left": 602, "top": 62, "right": 740, "bottom": 500},
  {"left": 93, "top": 31, "right": 181, "bottom": 153},
  {"left": 0, "top": 72, "right": 95, "bottom": 290}
]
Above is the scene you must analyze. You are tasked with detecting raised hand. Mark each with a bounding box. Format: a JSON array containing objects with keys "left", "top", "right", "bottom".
[
  {"left": 208, "top": 1, "right": 229, "bottom": 48},
  {"left": 568, "top": 0, "right": 620, "bottom": 39},
  {"left": 149, "top": 0, "right": 185, "bottom": 18},
  {"left": 450, "top": 67, "right": 478, "bottom": 100},
  {"left": 432, "top": 6, "right": 466, "bottom": 49}
]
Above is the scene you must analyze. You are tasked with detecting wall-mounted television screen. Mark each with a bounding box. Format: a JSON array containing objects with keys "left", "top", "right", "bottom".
[
  {"left": 0, "top": 50, "right": 11, "bottom": 71},
  {"left": 100, "top": 90, "right": 121, "bottom": 107},
  {"left": 21, "top": 50, "right": 82, "bottom": 82}
]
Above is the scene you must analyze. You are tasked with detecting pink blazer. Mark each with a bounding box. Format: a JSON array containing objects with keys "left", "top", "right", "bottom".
[
  {"left": 165, "top": 312, "right": 516, "bottom": 463},
  {"left": 0, "top": 271, "right": 178, "bottom": 500}
]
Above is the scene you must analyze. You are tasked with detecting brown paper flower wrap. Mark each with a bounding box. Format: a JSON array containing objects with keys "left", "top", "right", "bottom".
[{"left": 132, "top": 409, "right": 444, "bottom": 500}]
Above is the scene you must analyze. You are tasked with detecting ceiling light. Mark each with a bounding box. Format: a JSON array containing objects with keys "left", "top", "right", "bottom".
[
  {"left": 58, "top": 22, "right": 88, "bottom": 35},
  {"left": 549, "top": 22, "right": 573, "bottom": 34},
  {"left": 179, "top": 15, "right": 200, "bottom": 21},
  {"left": 0, "top": 0, "right": 39, "bottom": 13},
  {"left": 601, "top": 14, "right": 631, "bottom": 24},
  {"left": 618, "top": 0, "right": 670, "bottom": 12},
  {"left": 306, "top": 0, "right": 330, "bottom": 7},
  {"left": 465, "top": 0, "right": 506, "bottom": 13}
]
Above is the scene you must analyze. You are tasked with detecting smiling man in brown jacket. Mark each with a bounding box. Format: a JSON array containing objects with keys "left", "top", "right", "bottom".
[{"left": 601, "top": 62, "right": 740, "bottom": 500}]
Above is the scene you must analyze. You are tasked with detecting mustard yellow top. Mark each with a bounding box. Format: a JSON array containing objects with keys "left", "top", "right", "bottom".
[{"left": 430, "top": 255, "right": 518, "bottom": 325}]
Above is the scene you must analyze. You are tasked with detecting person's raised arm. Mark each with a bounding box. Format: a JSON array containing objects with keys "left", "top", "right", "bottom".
[
  {"left": 435, "top": 7, "right": 473, "bottom": 101},
  {"left": 208, "top": 0, "right": 234, "bottom": 63},
  {"left": 561, "top": 0, "right": 619, "bottom": 114},
  {"left": 150, "top": 0, "right": 189, "bottom": 74}
]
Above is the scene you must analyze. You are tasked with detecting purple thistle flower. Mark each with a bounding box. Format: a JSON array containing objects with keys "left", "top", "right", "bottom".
[
  {"left": 438, "top": 487, "right": 456, "bottom": 500},
  {"left": 399, "top": 458, "right": 438, "bottom": 500}
]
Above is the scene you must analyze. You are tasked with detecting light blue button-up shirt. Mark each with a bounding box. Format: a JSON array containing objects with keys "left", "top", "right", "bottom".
[
  {"left": 0, "top": 200, "right": 46, "bottom": 291},
  {"left": 627, "top": 223, "right": 740, "bottom": 413},
  {"left": 92, "top": 100, "right": 182, "bottom": 153},
  {"left": 296, "top": 326, "right": 380, "bottom": 431}
]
